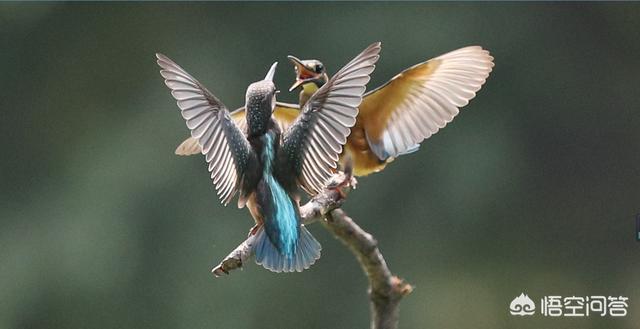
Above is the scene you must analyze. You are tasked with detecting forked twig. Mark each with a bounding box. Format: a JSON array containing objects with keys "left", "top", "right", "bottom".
[{"left": 211, "top": 167, "right": 412, "bottom": 329}]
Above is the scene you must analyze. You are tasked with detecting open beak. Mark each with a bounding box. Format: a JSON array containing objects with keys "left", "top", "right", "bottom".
[{"left": 287, "top": 55, "right": 317, "bottom": 91}]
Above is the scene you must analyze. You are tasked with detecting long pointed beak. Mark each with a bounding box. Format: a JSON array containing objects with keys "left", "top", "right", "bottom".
[
  {"left": 287, "top": 55, "right": 304, "bottom": 67},
  {"left": 287, "top": 55, "right": 312, "bottom": 91},
  {"left": 287, "top": 55, "right": 304, "bottom": 91},
  {"left": 289, "top": 79, "right": 304, "bottom": 92},
  {"left": 264, "top": 62, "right": 278, "bottom": 81}
]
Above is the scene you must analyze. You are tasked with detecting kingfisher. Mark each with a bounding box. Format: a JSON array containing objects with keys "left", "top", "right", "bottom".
[
  {"left": 175, "top": 46, "right": 494, "bottom": 177},
  {"left": 157, "top": 43, "right": 380, "bottom": 272}
]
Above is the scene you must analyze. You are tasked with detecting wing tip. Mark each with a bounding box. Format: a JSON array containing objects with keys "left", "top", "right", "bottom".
[
  {"left": 366, "top": 41, "right": 382, "bottom": 56},
  {"left": 155, "top": 52, "right": 171, "bottom": 64}
]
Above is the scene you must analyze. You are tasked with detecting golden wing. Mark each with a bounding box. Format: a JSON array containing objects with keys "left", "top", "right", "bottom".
[
  {"left": 343, "top": 46, "right": 494, "bottom": 176},
  {"left": 174, "top": 102, "right": 300, "bottom": 156},
  {"left": 270, "top": 102, "right": 300, "bottom": 131}
]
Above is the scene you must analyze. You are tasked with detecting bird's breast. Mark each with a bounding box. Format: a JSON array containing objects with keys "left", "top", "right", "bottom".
[
  {"left": 342, "top": 123, "right": 388, "bottom": 176},
  {"left": 348, "top": 124, "right": 369, "bottom": 151}
]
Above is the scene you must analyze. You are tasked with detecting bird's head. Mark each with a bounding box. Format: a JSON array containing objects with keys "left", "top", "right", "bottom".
[
  {"left": 287, "top": 55, "right": 328, "bottom": 91},
  {"left": 245, "top": 62, "right": 278, "bottom": 136}
]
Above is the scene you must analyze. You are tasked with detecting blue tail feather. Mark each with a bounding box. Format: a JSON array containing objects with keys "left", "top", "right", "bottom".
[
  {"left": 254, "top": 225, "right": 321, "bottom": 273},
  {"left": 254, "top": 131, "right": 321, "bottom": 272}
]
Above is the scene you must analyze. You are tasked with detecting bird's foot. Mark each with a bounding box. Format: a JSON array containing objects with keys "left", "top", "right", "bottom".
[
  {"left": 298, "top": 168, "right": 357, "bottom": 225},
  {"left": 326, "top": 166, "right": 357, "bottom": 201},
  {"left": 327, "top": 153, "right": 357, "bottom": 199}
]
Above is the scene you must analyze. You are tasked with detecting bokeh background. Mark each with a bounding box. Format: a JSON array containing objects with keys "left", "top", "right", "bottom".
[{"left": 1, "top": 3, "right": 639, "bottom": 329}]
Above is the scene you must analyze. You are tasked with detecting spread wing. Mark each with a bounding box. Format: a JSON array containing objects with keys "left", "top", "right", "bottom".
[
  {"left": 175, "top": 102, "right": 299, "bottom": 156},
  {"left": 359, "top": 46, "right": 494, "bottom": 160},
  {"left": 157, "top": 53, "right": 251, "bottom": 205},
  {"left": 281, "top": 42, "right": 381, "bottom": 194}
]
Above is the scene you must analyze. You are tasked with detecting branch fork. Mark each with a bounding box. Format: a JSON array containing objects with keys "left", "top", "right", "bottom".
[{"left": 211, "top": 167, "right": 412, "bottom": 329}]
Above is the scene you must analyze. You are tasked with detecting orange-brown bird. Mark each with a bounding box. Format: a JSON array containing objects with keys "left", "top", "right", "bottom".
[{"left": 175, "top": 45, "right": 494, "bottom": 177}]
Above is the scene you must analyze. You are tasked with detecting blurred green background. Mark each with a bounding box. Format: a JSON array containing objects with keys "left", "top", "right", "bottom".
[{"left": 1, "top": 3, "right": 639, "bottom": 329}]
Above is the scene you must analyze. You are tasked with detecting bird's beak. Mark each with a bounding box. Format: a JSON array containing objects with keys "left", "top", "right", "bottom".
[
  {"left": 264, "top": 62, "right": 278, "bottom": 82},
  {"left": 289, "top": 78, "right": 305, "bottom": 92},
  {"left": 287, "top": 55, "right": 316, "bottom": 91}
]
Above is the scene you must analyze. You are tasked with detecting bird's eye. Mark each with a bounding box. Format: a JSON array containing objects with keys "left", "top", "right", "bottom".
[{"left": 315, "top": 64, "right": 323, "bottom": 73}]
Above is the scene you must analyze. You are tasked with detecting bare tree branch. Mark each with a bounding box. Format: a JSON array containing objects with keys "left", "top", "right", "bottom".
[
  {"left": 323, "top": 208, "right": 413, "bottom": 329},
  {"left": 211, "top": 169, "right": 412, "bottom": 329}
]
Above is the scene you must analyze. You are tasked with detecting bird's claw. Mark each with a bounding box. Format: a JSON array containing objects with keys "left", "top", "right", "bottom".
[{"left": 325, "top": 169, "right": 357, "bottom": 205}]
